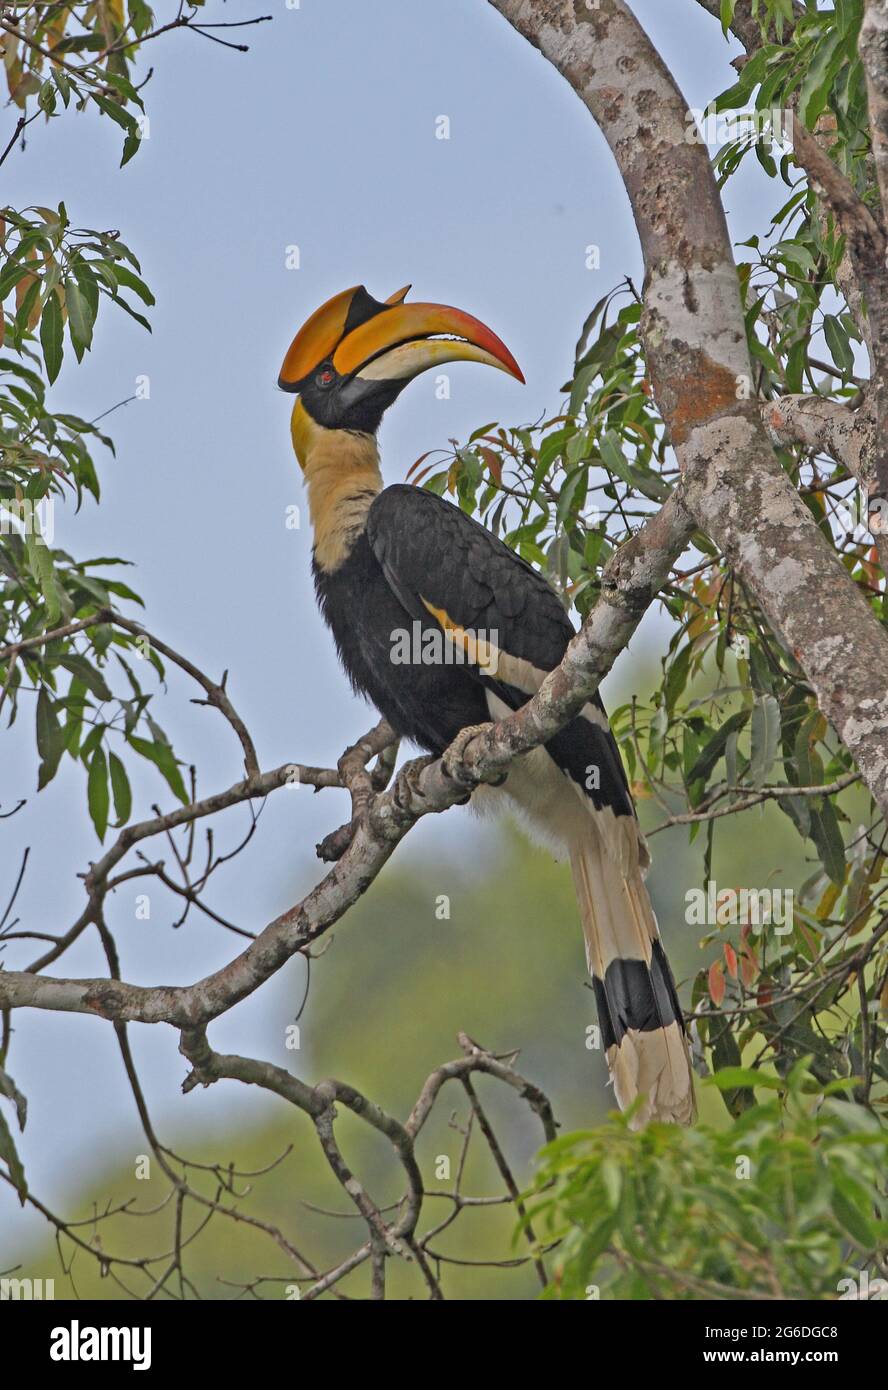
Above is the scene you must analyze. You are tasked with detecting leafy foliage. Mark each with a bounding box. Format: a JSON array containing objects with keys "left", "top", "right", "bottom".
[
  {"left": 1, "top": 0, "right": 159, "bottom": 165},
  {"left": 528, "top": 1064, "right": 888, "bottom": 1300},
  {"left": 0, "top": 8, "right": 235, "bottom": 845},
  {"left": 428, "top": 0, "right": 888, "bottom": 1151}
]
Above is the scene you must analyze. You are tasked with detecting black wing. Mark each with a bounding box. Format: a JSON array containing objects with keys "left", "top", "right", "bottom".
[
  {"left": 368, "top": 484, "right": 573, "bottom": 668},
  {"left": 367, "top": 484, "right": 634, "bottom": 816}
]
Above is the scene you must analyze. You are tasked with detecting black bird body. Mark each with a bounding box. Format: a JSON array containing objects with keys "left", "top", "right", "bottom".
[
  {"left": 280, "top": 283, "right": 696, "bottom": 1126},
  {"left": 316, "top": 486, "right": 635, "bottom": 815},
  {"left": 314, "top": 523, "right": 490, "bottom": 755}
]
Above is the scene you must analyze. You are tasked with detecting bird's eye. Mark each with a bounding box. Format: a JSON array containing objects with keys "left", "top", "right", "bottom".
[{"left": 316, "top": 365, "right": 336, "bottom": 388}]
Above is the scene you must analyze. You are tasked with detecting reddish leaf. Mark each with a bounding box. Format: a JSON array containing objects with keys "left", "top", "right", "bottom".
[
  {"left": 405, "top": 450, "right": 436, "bottom": 481},
  {"left": 740, "top": 948, "right": 759, "bottom": 988},
  {"left": 708, "top": 960, "right": 726, "bottom": 1006},
  {"left": 478, "top": 446, "right": 502, "bottom": 484}
]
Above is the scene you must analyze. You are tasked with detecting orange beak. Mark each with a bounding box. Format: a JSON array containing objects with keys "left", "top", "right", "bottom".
[
  {"left": 278, "top": 285, "right": 524, "bottom": 391},
  {"left": 332, "top": 301, "right": 524, "bottom": 383}
]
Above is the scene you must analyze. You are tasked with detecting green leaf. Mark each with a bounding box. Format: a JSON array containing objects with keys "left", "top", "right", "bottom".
[
  {"left": 600, "top": 1158, "right": 622, "bottom": 1209},
  {"left": 108, "top": 750, "right": 132, "bottom": 826},
  {"left": 87, "top": 746, "right": 110, "bottom": 842},
  {"left": 35, "top": 686, "right": 59, "bottom": 762},
  {"left": 38, "top": 78, "right": 57, "bottom": 115},
  {"left": 823, "top": 313, "right": 855, "bottom": 376},
  {"left": 121, "top": 132, "right": 142, "bottom": 168},
  {"left": 710, "top": 1030, "right": 757, "bottom": 1116},
  {"left": 809, "top": 798, "right": 846, "bottom": 886},
  {"left": 14, "top": 277, "right": 41, "bottom": 334},
  {"left": 555, "top": 465, "right": 587, "bottom": 529},
  {"left": 39, "top": 289, "right": 64, "bottom": 383},
  {"left": 468, "top": 421, "right": 498, "bottom": 443},
  {"left": 720, "top": 0, "right": 736, "bottom": 37},
  {"left": 709, "top": 1065, "right": 785, "bottom": 1092},
  {"left": 0, "top": 1066, "right": 27, "bottom": 1131},
  {"left": 109, "top": 294, "right": 152, "bottom": 334},
  {"left": 25, "top": 531, "right": 62, "bottom": 624},
  {"left": 0, "top": 262, "right": 34, "bottom": 303},
  {"left": 577, "top": 1212, "right": 617, "bottom": 1268},
  {"left": 573, "top": 290, "right": 618, "bottom": 366},
  {"left": 784, "top": 335, "right": 807, "bottom": 392},
  {"left": 599, "top": 429, "right": 669, "bottom": 502},
  {"left": 798, "top": 29, "right": 845, "bottom": 129},
  {"left": 57, "top": 653, "right": 112, "bottom": 703},
  {"left": 127, "top": 734, "right": 189, "bottom": 805},
  {"left": 686, "top": 709, "right": 750, "bottom": 788},
  {"left": 755, "top": 138, "right": 777, "bottom": 178},
  {"left": 65, "top": 276, "right": 94, "bottom": 351},
  {"left": 774, "top": 240, "right": 817, "bottom": 277},
  {"left": 0, "top": 1107, "right": 27, "bottom": 1204},
  {"left": 52, "top": 69, "right": 72, "bottom": 107},
  {"left": 725, "top": 728, "right": 739, "bottom": 789},
  {"left": 35, "top": 686, "right": 65, "bottom": 789},
  {"left": 830, "top": 1180, "right": 876, "bottom": 1249},
  {"left": 665, "top": 643, "right": 692, "bottom": 714},
  {"left": 749, "top": 694, "right": 781, "bottom": 786},
  {"left": 92, "top": 93, "right": 137, "bottom": 132},
  {"left": 713, "top": 46, "right": 774, "bottom": 112}
]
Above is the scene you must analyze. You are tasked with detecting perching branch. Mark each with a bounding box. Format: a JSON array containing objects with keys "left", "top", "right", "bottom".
[
  {"left": 486, "top": 0, "right": 888, "bottom": 823},
  {"left": 762, "top": 395, "right": 871, "bottom": 481},
  {"left": 0, "top": 485, "right": 695, "bottom": 1025}
]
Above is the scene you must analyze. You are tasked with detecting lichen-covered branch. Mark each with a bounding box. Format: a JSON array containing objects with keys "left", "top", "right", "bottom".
[
  {"left": 791, "top": 116, "right": 888, "bottom": 514},
  {"left": 486, "top": 0, "right": 888, "bottom": 821},
  {"left": 762, "top": 395, "right": 870, "bottom": 478},
  {"left": 861, "top": 0, "right": 888, "bottom": 227}
]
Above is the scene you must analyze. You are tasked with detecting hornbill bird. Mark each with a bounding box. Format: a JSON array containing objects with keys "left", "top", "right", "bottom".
[{"left": 279, "top": 283, "right": 696, "bottom": 1127}]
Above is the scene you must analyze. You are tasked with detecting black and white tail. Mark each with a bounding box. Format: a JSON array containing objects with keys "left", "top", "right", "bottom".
[
  {"left": 570, "top": 827, "right": 696, "bottom": 1127},
  {"left": 477, "top": 689, "right": 696, "bottom": 1127}
]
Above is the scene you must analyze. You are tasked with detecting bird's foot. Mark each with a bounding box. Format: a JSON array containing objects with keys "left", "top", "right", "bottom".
[
  {"left": 441, "top": 722, "right": 495, "bottom": 790},
  {"left": 391, "top": 755, "right": 435, "bottom": 813}
]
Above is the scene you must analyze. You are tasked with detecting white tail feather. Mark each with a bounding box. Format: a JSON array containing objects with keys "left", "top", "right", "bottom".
[{"left": 570, "top": 830, "right": 696, "bottom": 1128}]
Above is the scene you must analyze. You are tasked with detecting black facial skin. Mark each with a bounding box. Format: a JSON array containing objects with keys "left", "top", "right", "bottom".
[{"left": 296, "top": 359, "right": 407, "bottom": 434}]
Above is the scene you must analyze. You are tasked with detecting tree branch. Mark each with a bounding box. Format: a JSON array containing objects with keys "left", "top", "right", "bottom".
[
  {"left": 0, "top": 487, "right": 694, "bottom": 1023},
  {"left": 861, "top": 0, "right": 888, "bottom": 228},
  {"left": 693, "top": 0, "right": 802, "bottom": 52},
  {"left": 762, "top": 395, "right": 869, "bottom": 477},
  {"left": 790, "top": 116, "right": 888, "bottom": 517},
  {"left": 486, "top": 0, "right": 888, "bottom": 823}
]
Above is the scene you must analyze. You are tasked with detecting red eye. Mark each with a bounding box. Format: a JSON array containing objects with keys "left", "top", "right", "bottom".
[{"left": 317, "top": 366, "right": 335, "bottom": 387}]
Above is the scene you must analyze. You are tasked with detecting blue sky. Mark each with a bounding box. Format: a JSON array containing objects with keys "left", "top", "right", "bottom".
[{"left": 1, "top": 0, "right": 773, "bottom": 1253}]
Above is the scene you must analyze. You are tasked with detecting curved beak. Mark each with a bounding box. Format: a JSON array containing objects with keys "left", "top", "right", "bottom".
[
  {"left": 333, "top": 302, "right": 525, "bottom": 385},
  {"left": 278, "top": 284, "right": 361, "bottom": 389}
]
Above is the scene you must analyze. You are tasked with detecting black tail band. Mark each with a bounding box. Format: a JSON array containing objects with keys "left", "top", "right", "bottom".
[{"left": 592, "top": 939, "right": 684, "bottom": 1050}]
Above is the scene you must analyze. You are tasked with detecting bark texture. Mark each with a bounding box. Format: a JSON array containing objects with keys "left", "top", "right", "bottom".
[{"left": 487, "top": 0, "right": 888, "bottom": 820}]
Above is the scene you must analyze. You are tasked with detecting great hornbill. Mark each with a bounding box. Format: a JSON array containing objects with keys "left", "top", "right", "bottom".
[{"left": 278, "top": 283, "right": 695, "bottom": 1126}]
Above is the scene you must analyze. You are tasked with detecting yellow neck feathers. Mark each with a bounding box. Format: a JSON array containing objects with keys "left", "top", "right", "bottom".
[{"left": 290, "top": 401, "right": 382, "bottom": 572}]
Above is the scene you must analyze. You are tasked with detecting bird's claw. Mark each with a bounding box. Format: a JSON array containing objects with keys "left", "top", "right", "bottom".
[
  {"left": 392, "top": 756, "right": 434, "bottom": 812},
  {"left": 441, "top": 722, "right": 494, "bottom": 789}
]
